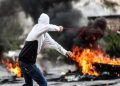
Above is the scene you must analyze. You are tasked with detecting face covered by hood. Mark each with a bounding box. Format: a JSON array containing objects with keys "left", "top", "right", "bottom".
[{"left": 38, "top": 13, "right": 50, "bottom": 25}]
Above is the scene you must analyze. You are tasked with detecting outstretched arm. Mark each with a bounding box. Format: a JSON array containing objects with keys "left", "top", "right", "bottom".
[
  {"left": 43, "top": 33, "right": 67, "bottom": 55},
  {"left": 36, "top": 24, "right": 63, "bottom": 37},
  {"left": 47, "top": 24, "right": 63, "bottom": 32},
  {"left": 43, "top": 33, "right": 72, "bottom": 57}
]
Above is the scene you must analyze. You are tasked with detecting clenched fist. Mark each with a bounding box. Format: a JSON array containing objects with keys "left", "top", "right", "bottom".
[
  {"left": 66, "top": 51, "right": 72, "bottom": 58},
  {"left": 59, "top": 26, "right": 64, "bottom": 32}
]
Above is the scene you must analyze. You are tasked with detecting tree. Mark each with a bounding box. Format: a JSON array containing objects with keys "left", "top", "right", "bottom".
[
  {"left": 0, "top": 0, "right": 23, "bottom": 51},
  {"left": 103, "top": 31, "right": 120, "bottom": 57}
]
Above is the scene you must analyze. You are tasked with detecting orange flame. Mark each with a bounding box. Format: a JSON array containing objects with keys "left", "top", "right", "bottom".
[
  {"left": 2, "top": 58, "right": 22, "bottom": 77},
  {"left": 72, "top": 46, "right": 120, "bottom": 76}
]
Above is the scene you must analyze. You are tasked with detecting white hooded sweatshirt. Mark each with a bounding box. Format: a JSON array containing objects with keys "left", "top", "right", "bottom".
[{"left": 26, "top": 13, "right": 67, "bottom": 55}]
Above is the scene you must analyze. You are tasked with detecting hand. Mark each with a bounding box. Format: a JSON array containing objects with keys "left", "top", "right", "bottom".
[
  {"left": 66, "top": 51, "right": 72, "bottom": 58},
  {"left": 59, "top": 26, "right": 64, "bottom": 32}
]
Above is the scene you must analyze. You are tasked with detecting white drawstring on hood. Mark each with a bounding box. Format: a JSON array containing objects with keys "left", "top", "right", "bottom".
[{"left": 38, "top": 13, "right": 50, "bottom": 24}]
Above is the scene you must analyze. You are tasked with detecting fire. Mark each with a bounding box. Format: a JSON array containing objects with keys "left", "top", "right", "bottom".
[
  {"left": 72, "top": 46, "right": 120, "bottom": 76},
  {"left": 2, "top": 58, "right": 22, "bottom": 77}
]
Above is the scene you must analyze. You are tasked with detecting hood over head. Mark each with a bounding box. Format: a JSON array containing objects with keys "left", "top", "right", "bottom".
[{"left": 38, "top": 13, "right": 50, "bottom": 24}]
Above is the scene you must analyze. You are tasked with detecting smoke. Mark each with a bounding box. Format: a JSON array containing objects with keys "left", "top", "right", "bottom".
[
  {"left": 48, "top": 4, "right": 87, "bottom": 28},
  {"left": 19, "top": 0, "right": 87, "bottom": 28},
  {"left": 0, "top": 0, "right": 20, "bottom": 17}
]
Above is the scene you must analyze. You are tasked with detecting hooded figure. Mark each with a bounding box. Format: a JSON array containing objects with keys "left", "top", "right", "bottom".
[{"left": 18, "top": 13, "right": 72, "bottom": 86}]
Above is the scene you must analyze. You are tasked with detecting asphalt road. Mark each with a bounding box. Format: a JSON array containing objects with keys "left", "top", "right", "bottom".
[
  {"left": 1, "top": 64, "right": 120, "bottom": 86},
  {"left": 1, "top": 77, "right": 120, "bottom": 86}
]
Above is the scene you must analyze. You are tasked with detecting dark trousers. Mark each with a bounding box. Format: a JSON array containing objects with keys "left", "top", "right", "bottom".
[{"left": 19, "top": 61, "right": 47, "bottom": 86}]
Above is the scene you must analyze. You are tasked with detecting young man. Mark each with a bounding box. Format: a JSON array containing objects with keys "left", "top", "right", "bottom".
[{"left": 18, "top": 13, "right": 72, "bottom": 86}]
